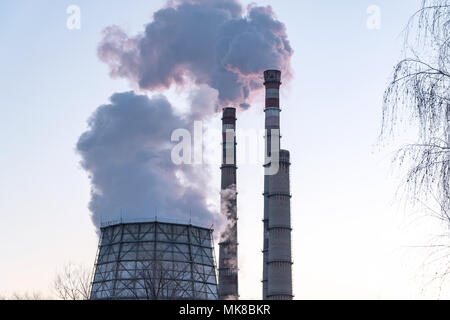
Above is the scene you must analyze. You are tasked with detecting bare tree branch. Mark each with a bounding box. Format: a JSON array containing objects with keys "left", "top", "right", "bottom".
[
  {"left": 382, "top": 0, "right": 450, "bottom": 291},
  {"left": 53, "top": 263, "right": 93, "bottom": 300}
]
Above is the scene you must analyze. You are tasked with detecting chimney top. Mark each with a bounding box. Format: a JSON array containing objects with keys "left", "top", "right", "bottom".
[
  {"left": 264, "top": 70, "right": 281, "bottom": 84},
  {"left": 280, "top": 149, "right": 290, "bottom": 163},
  {"left": 222, "top": 107, "right": 237, "bottom": 122}
]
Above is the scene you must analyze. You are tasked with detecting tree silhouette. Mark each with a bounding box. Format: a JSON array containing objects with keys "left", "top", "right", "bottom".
[
  {"left": 383, "top": 0, "right": 449, "bottom": 223},
  {"left": 382, "top": 0, "right": 450, "bottom": 290}
]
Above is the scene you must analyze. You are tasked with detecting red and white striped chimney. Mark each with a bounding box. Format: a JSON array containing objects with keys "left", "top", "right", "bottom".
[
  {"left": 218, "top": 107, "right": 239, "bottom": 300},
  {"left": 263, "top": 70, "right": 293, "bottom": 300}
]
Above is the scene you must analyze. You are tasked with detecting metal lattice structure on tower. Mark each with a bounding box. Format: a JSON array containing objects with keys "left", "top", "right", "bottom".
[{"left": 90, "top": 221, "right": 218, "bottom": 300}]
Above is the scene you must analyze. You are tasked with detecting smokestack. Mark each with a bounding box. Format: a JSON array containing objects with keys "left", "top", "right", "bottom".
[
  {"left": 263, "top": 70, "right": 293, "bottom": 300},
  {"left": 218, "top": 107, "right": 239, "bottom": 300}
]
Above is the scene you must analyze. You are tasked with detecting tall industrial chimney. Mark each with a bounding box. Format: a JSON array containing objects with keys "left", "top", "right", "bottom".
[
  {"left": 218, "top": 107, "right": 239, "bottom": 300},
  {"left": 263, "top": 70, "right": 293, "bottom": 300}
]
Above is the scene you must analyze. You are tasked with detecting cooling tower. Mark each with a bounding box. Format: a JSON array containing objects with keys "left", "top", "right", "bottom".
[
  {"left": 262, "top": 70, "right": 293, "bottom": 300},
  {"left": 90, "top": 221, "right": 218, "bottom": 300},
  {"left": 218, "top": 107, "right": 239, "bottom": 300}
]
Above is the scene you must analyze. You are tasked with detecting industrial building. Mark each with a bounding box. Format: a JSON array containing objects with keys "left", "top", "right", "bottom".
[
  {"left": 218, "top": 107, "right": 239, "bottom": 300},
  {"left": 262, "top": 70, "right": 293, "bottom": 300},
  {"left": 90, "top": 221, "right": 218, "bottom": 300}
]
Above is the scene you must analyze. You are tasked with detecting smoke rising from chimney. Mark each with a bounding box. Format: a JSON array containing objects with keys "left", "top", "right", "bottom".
[
  {"left": 78, "top": 0, "right": 293, "bottom": 230},
  {"left": 98, "top": 0, "right": 292, "bottom": 109},
  {"left": 76, "top": 92, "right": 215, "bottom": 228},
  {"left": 220, "top": 184, "right": 237, "bottom": 242}
]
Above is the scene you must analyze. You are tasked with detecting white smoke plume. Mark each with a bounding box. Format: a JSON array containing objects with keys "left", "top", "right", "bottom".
[
  {"left": 98, "top": 0, "right": 293, "bottom": 111},
  {"left": 78, "top": 0, "right": 293, "bottom": 230},
  {"left": 77, "top": 92, "right": 215, "bottom": 228},
  {"left": 220, "top": 184, "right": 238, "bottom": 242}
]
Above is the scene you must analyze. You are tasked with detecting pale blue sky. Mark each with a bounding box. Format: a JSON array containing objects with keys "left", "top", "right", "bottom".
[{"left": 2, "top": 0, "right": 446, "bottom": 299}]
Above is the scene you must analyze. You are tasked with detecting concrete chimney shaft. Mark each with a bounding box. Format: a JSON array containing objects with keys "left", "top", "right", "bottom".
[
  {"left": 218, "top": 107, "right": 239, "bottom": 300},
  {"left": 263, "top": 70, "right": 293, "bottom": 300}
]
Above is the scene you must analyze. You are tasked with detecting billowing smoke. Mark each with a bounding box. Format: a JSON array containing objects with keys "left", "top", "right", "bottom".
[
  {"left": 98, "top": 0, "right": 292, "bottom": 111},
  {"left": 79, "top": 0, "right": 292, "bottom": 230},
  {"left": 77, "top": 92, "right": 214, "bottom": 227},
  {"left": 220, "top": 184, "right": 237, "bottom": 242}
]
